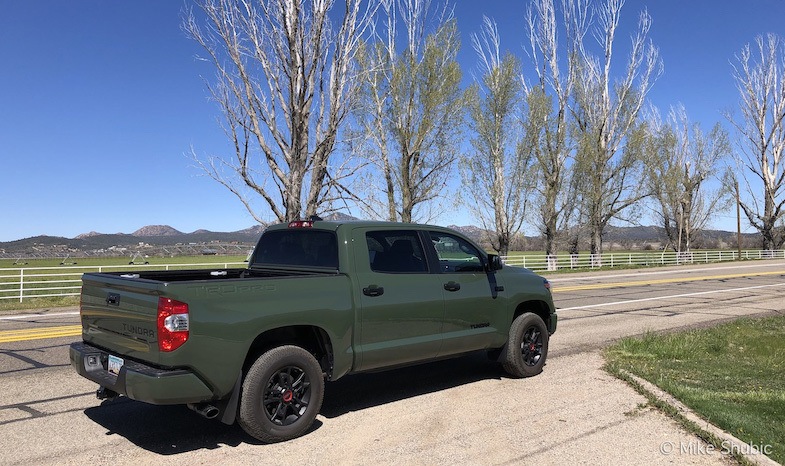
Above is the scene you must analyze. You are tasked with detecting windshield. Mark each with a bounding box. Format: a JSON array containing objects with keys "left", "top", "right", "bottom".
[{"left": 250, "top": 230, "right": 338, "bottom": 269}]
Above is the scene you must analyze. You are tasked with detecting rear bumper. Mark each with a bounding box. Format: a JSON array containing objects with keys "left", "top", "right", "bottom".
[{"left": 69, "top": 341, "right": 214, "bottom": 405}]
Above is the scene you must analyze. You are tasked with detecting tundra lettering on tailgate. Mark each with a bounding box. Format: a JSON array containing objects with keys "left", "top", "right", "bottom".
[{"left": 122, "top": 323, "right": 156, "bottom": 339}]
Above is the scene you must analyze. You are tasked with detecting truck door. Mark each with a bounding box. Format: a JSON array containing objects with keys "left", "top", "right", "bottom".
[
  {"left": 353, "top": 229, "right": 445, "bottom": 371},
  {"left": 427, "top": 231, "right": 506, "bottom": 356}
]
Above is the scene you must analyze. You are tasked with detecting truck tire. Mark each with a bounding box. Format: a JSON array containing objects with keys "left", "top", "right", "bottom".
[
  {"left": 502, "top": 312, "right": 549, "bottom": 378},
  {"left": 238, "top": 345, "right": 325, "bottom": 443}
]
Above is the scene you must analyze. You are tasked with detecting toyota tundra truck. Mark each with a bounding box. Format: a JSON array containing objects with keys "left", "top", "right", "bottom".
[{"left": 70, "top": 220, "right": 557, "bottom": 442}]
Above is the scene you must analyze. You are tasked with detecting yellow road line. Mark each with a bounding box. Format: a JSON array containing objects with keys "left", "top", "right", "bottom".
[
  {"left": 553, "top": 270, "right": 785, "bottom": 292},
  {"left": 0, "top": 325, "right": 82, "bottom": 343}
]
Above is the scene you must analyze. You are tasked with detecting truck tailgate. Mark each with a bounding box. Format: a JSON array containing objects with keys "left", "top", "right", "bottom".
[{"left": 80, "top": 273, "right": 163, "bottom": 363}]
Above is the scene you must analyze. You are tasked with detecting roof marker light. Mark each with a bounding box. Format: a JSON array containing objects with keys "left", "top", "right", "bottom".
[{"left": 288, "top": 220, "right": 314, "bottom": 228}]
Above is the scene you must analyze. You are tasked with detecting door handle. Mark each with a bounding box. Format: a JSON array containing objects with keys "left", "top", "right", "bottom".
[
  {"left": 444, "top": 281, "right": 461, "bottom": 292},
  {"left": 363, "top": 285, "right": 384, "bottom": 297}
]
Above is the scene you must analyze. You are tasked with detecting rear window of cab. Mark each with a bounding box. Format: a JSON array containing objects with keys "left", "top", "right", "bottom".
[{"left": 250, "top": 230, "right": 338, "bottom": 269}]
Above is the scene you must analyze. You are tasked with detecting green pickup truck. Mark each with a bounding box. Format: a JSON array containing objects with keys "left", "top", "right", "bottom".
[{"left": 70, "top": 220, "right": 557, "bottom": 442}]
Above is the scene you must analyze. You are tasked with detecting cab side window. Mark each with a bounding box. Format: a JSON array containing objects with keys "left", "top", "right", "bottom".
[
  {"left": 429, "top": 232, "right": 484, "bottom": 273},
  {"left": 366, "top": 231, "right": 428, "bottom": 273}
]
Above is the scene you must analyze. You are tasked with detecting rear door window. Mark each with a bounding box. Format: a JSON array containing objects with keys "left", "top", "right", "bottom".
[{"left": 365, "top": 231, "right": 428, "bottom": 273}]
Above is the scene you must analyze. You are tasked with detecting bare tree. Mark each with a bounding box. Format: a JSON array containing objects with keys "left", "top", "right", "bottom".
[
  {"left": 645, "top": 104, "right": 732, "bottom": 252},
  {"left": 351, "top": 0, "right": 465, "bottom": 222},
  {"left": 523, "top": 0, "right": 587, "bottom": 257},
  {"left": 184, "top": 0, "right": 377, "bottom": 223},
  {"left": 570, "top": 0, "right": 663, "bottom": 255},
  {"left": 462, "top": 17, "right": 533, "bottom": 256},
  {"left": 726, "top": 33, "right": 785, "bottom": 250}
]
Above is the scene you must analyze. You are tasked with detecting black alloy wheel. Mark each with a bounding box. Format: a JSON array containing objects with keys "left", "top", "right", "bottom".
[
  {"left": 239, "top": 345, "right": 325, "bottom": 443},
  {"left": 502, "top": 312, "right": 549, "bottom": 378},
  {"left": 521, "top": 326, "right": 544, "bottom": 366},
  {"left": 263, "top": 365, "right": 312, "bottom": 426}
]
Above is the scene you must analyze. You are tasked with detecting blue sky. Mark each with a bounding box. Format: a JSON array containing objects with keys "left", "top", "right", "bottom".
[{"left": 1, "top": 0, "right": 784, "bottom": 242}]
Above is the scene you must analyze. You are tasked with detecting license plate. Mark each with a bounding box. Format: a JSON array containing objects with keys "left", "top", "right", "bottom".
[{"left": 108, "top": 355, "right": 124, "bottom": 376}]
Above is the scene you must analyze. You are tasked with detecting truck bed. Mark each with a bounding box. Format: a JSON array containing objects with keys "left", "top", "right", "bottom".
[{"left": 97, "top": 266, "right": 337, "bottom": 283}]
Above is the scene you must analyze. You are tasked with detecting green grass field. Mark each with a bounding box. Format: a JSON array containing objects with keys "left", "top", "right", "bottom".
[
  {"left": 0, "top": 255, "right": 247, "bottom": 312},
  {"left": 0, "top": 255, "right": 247, "bottom": 269},
  {"left": 605, "top": 316, "right": 785, "bottom": 464}
]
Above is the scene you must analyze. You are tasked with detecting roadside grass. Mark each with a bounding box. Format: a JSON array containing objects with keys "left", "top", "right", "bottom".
[
  {"left": 604, "top": 315, "right": 785, "bottom": 464},
  {"left": 0, "top": 296, "right": 79, "bottom": 313}
]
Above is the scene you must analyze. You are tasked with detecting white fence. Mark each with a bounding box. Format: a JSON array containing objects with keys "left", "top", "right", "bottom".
[
  {"left": 0, "top": 262, "right": 245, "bottom": 303},
  {"left": 2, "top": 251, "right": 785, "bottom": 304},
  {"left": 502, "top": 249, "right": 785, "bottom": 272}
]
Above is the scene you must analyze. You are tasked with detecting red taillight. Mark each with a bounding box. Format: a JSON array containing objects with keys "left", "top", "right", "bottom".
[
  {"left": 543, "top": 279, "right": 551, "bottom": 291},
  {"left": 288, "top": 220, "right": 313, "bottom": 228},
  {"left": 157, "top": 297, "right": 190, "bottom": 352}
]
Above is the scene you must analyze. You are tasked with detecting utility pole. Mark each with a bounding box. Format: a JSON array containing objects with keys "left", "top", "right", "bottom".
[{"left": 736, "top": 180, "right": 742, "bottom": 258}]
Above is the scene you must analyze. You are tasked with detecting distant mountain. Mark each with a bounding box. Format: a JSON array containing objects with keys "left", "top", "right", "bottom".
[
  {"left": 604, "top": 225, "right": 665, "bottom": 242},
  {"left": 75, "top": 231, "right": 102, "bottom": 239},
  {"left": 0, "top": 222, "right": 762, "bottom": 260},
  {"left": 324, "top": 212, "right": 360, "bottom": 222},
  {"left": 0, "top": 224, "right": 269, "bottom": 259},
  {"left": 132, "top": 225, "right": 183, "bottom": 237},
  {"left": 446, "top": 225, "right": 487, "bottom": 243},
  {"left": 602, "top": 225, "right": 759, "bottom": 249},
  {"left": 235, "top": 225, "right": 267, "bottom": 236}
]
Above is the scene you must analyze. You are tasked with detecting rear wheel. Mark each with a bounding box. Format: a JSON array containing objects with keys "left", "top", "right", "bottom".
[
  {"left": 502, "top": 312, "right": 549, "bottom": 378},
  {"left": 238, "top": 345, "right": 324, "bottom": 442}
]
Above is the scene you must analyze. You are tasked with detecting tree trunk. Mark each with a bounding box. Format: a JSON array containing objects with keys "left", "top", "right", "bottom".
[{"left": 589, "top": 223, "right": 602, "bottom": 256}]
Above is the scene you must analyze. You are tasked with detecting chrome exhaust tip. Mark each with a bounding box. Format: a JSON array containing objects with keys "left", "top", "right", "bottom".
[{"left": 188, "top": 402, "right": 220, "bottom": 420}]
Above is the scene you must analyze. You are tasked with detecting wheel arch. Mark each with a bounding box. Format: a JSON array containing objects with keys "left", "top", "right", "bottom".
[
  {"left": 242, "top": 325, "right": 334, "bottom": 380},
  {"left": 512, "top": 300, "right": 554, "bottom": 333}
]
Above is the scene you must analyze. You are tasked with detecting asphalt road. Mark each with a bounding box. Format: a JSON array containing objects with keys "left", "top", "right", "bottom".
[{"left": 1, "top": 260, "right": 783, "bottom": 465}]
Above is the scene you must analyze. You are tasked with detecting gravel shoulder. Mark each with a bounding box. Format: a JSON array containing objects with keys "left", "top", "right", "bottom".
[{"left": 0, "top": 351, "right": 734, "bottom": 466}]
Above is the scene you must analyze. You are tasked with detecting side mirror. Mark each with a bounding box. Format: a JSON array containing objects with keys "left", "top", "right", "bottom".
[{"left": 487, "top": 254, "right": 503, "bottom": 271}]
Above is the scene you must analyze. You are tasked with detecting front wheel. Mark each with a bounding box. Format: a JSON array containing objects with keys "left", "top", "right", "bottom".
[
  {"left": 238, "top": 345, "right": 325, "bottom": 443},
  {"left": 502, "top": 312, "right": 549, "bottom": 378}
]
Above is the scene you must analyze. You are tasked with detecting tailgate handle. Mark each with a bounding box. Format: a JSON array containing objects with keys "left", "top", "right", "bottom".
[{"left": 106, "top": 293, "right": 121, "bottom": 306}]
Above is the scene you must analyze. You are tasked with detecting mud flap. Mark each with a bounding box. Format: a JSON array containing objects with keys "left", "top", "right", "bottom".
[{"left": 216, "top": 373, "right": 242, "bottom": 425}]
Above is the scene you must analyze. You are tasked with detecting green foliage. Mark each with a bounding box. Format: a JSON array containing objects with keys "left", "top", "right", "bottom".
[
  {"left": 606, "top": 316, "right": 785, "bottom": 463},
  {"left": 642, "top": 105, "right": 733, "bottom": 251},
  {"left": 355, "top": 14, "right": 466, "bottom": 223},
  {"left": 388, "top": 19, "right": 464, "bottom": 163},
  {"left": 462, "top": 45, "right": 531, "bottom": 255}
]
